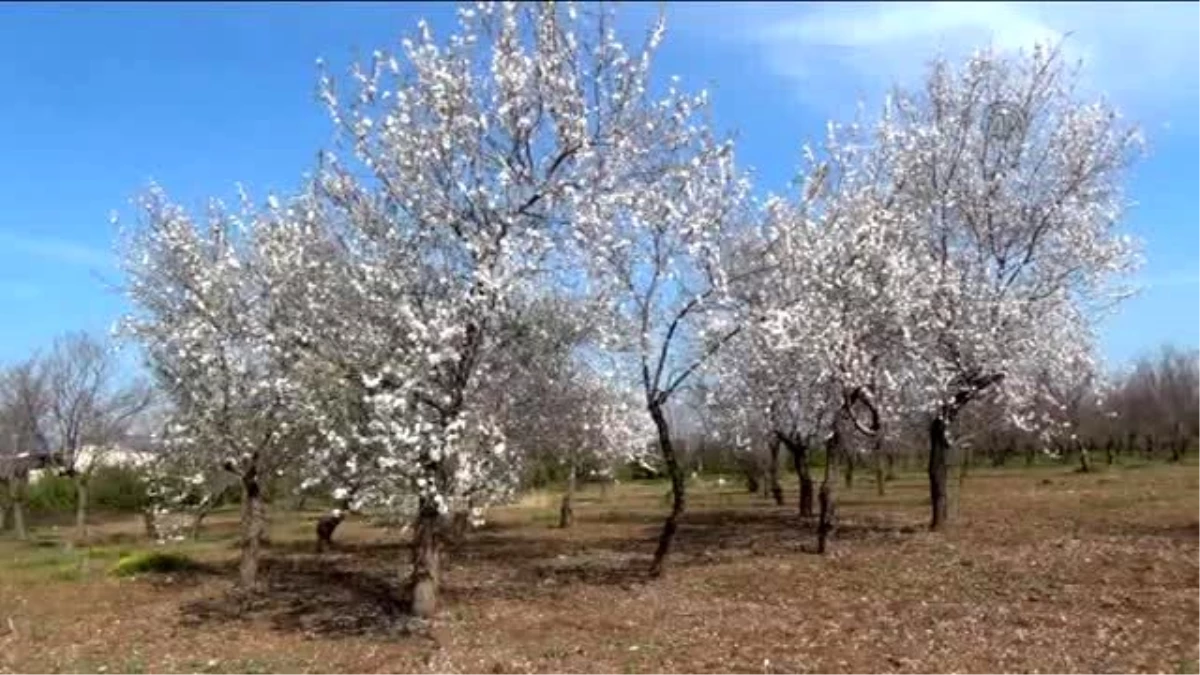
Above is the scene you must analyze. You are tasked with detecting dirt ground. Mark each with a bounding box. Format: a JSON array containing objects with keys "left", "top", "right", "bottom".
[{"left": 1, "top": 462, "right": 1197, "bottom": 674}]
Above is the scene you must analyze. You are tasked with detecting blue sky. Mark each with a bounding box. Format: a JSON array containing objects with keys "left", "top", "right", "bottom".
[{"left": 0, "top": 1, "right": 1195, "bottom": 370}]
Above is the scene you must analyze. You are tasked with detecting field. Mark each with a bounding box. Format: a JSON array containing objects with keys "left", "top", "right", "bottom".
[{"left": 1, "top": 463, "right": 1197, "bottom": 674}]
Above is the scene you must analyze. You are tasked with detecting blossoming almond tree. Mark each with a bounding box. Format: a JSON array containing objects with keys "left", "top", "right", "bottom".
[
  {"left": 487, "top": 295, "right": 652, "bottom": 528},
  {"left": 304, "top": 1, "right": 740, "bottom": 612},
  {"left": 993, "top": 298, "right": 1110, "bottom": 472},
  {"left": 707, "top": 324, "right": 835, "bottom": 516},
  {"left": 121, "top": 187, "right": 311, "bottom": 589},
  {"left": 881, "top": 43, "right": 1142, "bottom": 529},
  {"left": 550, "top": 368, "right": 653, "bottom": 528},
  {"left": 242, "top": 191, "right": 395, "bottom": 550},
  {"left": 572, "top": 67, "right": 752, "bottom": 575},
  {"left": 754, "top": 113, "right": 934, "bottom": 552},
  {"left": 701, "top": 351, "right": 774, "bottom": 498}
]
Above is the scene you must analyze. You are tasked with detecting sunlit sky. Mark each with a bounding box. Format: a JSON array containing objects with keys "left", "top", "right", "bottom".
[{"left": 0, "top": 2, "right": 1195, "bottom": 370}]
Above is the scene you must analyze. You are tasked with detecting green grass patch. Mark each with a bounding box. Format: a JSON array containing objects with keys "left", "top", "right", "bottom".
[
  {"left": 111, "top": 550, "right": 200, "bottom": 577},
  {"left": 5, "top": 548, "right": 99, "bottom": 583},
  {"left": 8, "top": 548, "right": 79, "bottom": 570}
]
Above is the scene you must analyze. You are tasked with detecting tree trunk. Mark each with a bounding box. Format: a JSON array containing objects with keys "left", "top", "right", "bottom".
[
  {"left": 784, "top": 436, "right": 815, "bottom": 518},
  {"left": 957, "top": 442, "right": 970, "bottom": 511},
  {"left": 190, "top": 495, "right": 216, "bottom": 541},
  {"left": 142, "top": 507, "right": 159, "bottom": 541},
  {"left": 744, "top": 468, "right": 760, "bottom": 495},
  {"left": 316, "top": 511, "right": 345, "bottom": 553},
  {"left": 74, "top": 475, "right": 89, "bottom": 545},
  {"left": 1170, "top": 425, "right": 1185, "bottom": 462},
  {"left": 649, "top": 401, "right": 685, "bottom": 578},
  {"left": 238, "top": 474, "right": 265, "bottom": 590},
  {"left": 1105, "top": 438, "right": 1116, "bottom": 466},
  {"left": 1078, "top": 440, "right": 1092, "bottom": 473},
  {"left": 929, "top": 415, "right": 951, "bottom": 531},
  {"left": 8, "top": 478, "right": 27, "bottom": 541},
  {"left": 885, "top": 450, "right": 896, "bottom": 481},
  {"left": 874, "top": 436, "right": 886, "bottom": 497},
  {"left": 0, "top": 482, "right": 11, "bottom": 532},
  {"left": 1024, "top": 444, "right": 1035, "bottom": 467},
  {"left": 408, "top": 498, "right": 442, "bottom": 619},
  {"left": 189, "top": 484, "right": 232, "bottom": 541},
  {"left": 559, "top": 462, "right": 577, "bottom": 529},
  {"left": 449, "top": 508, "right": 472, "bottom": 543},
  {"left": 190, "top": 510, "right": 208, "bottom": 541},
  {"left": 844, "top": 452, "right": 855, "bottom": 489},
  {"left": 817, "top": 423, "right": 842, "bottom": 554},
  {"left": 768, "top": 438, "right": 784, "bottom": 506}
]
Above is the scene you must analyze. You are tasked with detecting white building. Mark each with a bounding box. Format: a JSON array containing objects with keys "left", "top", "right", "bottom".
[{"left": 28, "top": 441, "right": 158, "bottom": 484}]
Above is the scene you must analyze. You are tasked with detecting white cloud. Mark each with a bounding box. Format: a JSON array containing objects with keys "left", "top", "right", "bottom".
[
  {"left": 0, "top": 230, "right": 113, "bottom": 269},
  {"left": 700, "top": 2, "right": 1198, "bottom": 122}
]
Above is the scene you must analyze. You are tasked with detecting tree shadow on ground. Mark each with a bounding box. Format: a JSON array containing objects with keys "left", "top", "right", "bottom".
[
  {"left": 679, "top": 509, "right": 925, "bottom": 555},
  {"left": 131, "top": 559, "right": 226, "bottom": 591},
  {"left": 589, "top": 507, "right": 922, "bottom": 551},
  {"left": 446, "top": 509, "right": 928, "bottom": 598},
  {"left": 176, "top": 506, "right": 927, "bottom": 638},
  {"left": 179, "top": 557, "right": 411, "bottom": 638}
]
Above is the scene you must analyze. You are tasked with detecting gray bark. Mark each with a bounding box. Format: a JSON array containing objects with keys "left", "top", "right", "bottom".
[
  {"left": 408, "top": 498, "right": 441, "bottom": 619},
  {"left": 74, "top": 475, "right": 89, "bottom": 544},
  {"left": 768, "top": 438, "right": 784, "bottom": 506},
  {"left": 238, "top": 473, "right": 266, "bottom": 590},
  {"left": 929, "top": 416, "right": 950, "bottom": 531},
  {"left": 817, "top": 421, "right": 842, "bottom": 554},
  {"left": 559, "top": 462, "right": 577, "bottom": 528},
  {"left": 7, "top": 478, "right": 27, "bottom": 541}
]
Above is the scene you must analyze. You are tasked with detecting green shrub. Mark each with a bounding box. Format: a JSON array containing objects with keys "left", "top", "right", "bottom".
[
  {"left": 111, "top": 551, "right": 199, "bottom": 577},
  {"left": 27, "top": 473, "right": 76, "bottom": 513},
  {"left": 90, "top": 466, "right": 150, "bottom": 512},
  {"left": 27, "top": 466, "right": 152, "bottom": 515}
]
